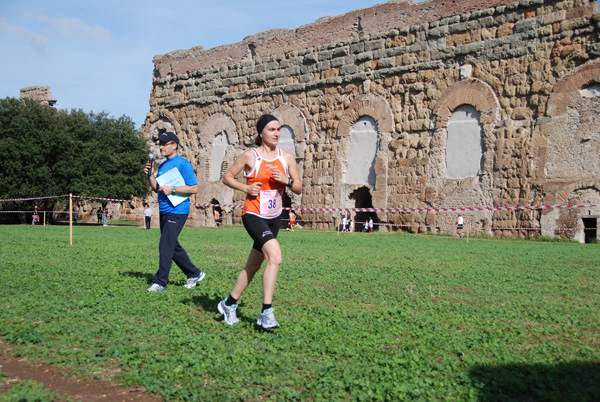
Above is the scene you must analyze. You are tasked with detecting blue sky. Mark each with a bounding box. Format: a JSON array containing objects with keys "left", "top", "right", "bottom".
[
  {"left": 1, "top": 0, "right": 412, "bottom": 129},
  {"left": 4, "top": 0, "right": 594, "bottom": 129}
]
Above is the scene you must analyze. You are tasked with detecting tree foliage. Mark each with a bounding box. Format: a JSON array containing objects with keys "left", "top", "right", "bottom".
[{"left": 0, "top": 97, "right": 150, "bottom": 217}]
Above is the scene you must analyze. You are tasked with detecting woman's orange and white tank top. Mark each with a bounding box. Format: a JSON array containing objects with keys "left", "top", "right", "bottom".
[{"left": 242, "top": 148, "right": 289, "bottom": 219}]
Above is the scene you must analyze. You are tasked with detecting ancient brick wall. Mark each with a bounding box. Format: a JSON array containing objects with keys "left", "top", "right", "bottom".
[
  {"left": 20, "top": 86, "right": 57, "bottom": 106},
  {"left": 143, "top": 0, "right": 600, "bottom": 240}
]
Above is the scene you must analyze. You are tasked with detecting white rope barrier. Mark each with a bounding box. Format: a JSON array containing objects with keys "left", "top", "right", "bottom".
[
  {"left": 0, "top": 194, "right": 597, "bottom": 214},
  {"left": 1, "top": 195, "right": 597, "bottom": 234}
]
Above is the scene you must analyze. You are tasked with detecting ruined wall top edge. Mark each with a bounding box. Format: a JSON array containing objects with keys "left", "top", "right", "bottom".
[{"left": 153, "top": 0, "right": 522, "bottom": 78}]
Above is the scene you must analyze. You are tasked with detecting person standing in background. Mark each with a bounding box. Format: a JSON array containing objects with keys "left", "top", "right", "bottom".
[
  {"left": 289, "top": 210, "right": 296, "bottom": 232},
  {"left": 32, "top": 205, "right": 38, "bottom": 226},
  {"left": 214, "top": 210, "right": 221, "bottom": 227},
  {"left": 457, "top": 214, "right": 464, "bottom": 239},
  {"left": 144, "top": 204, "right": 153, "bottom": 230}
]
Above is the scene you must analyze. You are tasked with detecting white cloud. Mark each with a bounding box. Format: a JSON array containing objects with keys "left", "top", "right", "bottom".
[
  {"left": 28, "top": 14, "right": 113, "bottom": 42},
  {"left": 0, "top": 19, "right": 49, "bottom": 57}
]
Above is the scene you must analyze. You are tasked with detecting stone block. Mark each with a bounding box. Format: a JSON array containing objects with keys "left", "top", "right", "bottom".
[
  {"left": 350, "top": 43, "right": 365, "bottom": 54},
  {"left": 365, "top": 39, "right": 386, "bottom": 52},
  {"left": 377, "top": 57, "right": 396, "bottom": 69}
]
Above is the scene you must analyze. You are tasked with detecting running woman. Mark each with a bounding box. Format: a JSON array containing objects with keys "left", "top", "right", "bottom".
[{"left": 218, "top": 114, "right": 302, "bottom": 328}]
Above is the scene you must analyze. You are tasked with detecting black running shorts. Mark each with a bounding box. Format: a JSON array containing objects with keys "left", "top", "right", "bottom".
[{"left": 242, "top": 213, "right": 281, "bottom": 252}]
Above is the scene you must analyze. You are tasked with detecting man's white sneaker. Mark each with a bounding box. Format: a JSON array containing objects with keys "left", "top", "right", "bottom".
[
  {"left": 183, "top": 271, "right": 206, "bottom": 289},
  {"left": 147, "top": 283, "right": 166, "bottom": 292}
]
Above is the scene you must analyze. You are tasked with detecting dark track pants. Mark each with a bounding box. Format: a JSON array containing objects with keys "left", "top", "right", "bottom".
[{"left": 153, "top": 213, "right": 200, "bottom": 287}]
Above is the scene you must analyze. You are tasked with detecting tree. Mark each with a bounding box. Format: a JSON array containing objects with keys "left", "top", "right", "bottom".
[{"left": 0, "top": 97, "right": 151, "bottom": 222}]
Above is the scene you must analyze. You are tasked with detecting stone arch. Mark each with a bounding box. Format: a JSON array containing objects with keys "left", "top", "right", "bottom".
[
  {"left": 432, "top": 79, "right": 500, "bottom": 128},
  {"left": 337, "top": 93, "right": 394, "bottom": 137},
  {"left": 272, "top": 103, "right": 309, "bottom": 144},
  {"left": 546, "top": 83, "right": 600, "bottom": 181},
  {"left": 271, "top": 103, "right": 308, "bottom": 209},
  {"left": 346, "top": 116, "right": 378, "bottom": 186},
  {"left": 547, "top": 60, "right": 600, "bottom": 117},
  {"left": 334, "top": 93, "right": 394, "bottom": 213},
  {"left": 144, "top": 109, "right": 183, "bottom": 158},
  {"left": 197, "top": 113, "right": 238, "bottom": 151},
  {"left": 542, "top": 60, "right": 600, "bottom": 241},
  {"left": 545, "top": 60, "right": 600, "bottom": 182},
  {"left": 197, "top": 113, "right": 238, "bottom": 182},
  {"left": 195, "top": 113, "right": 238, "bottom": 208},
  {"left": 144, "top": 109, "right": 182, "bottom": 138},
  {"left": 211, "top": 132, "right": 229, "bottom": 182},
  {"left": 430, "top": 79, "right": 500, "bottom": 181},
  {"left": 279, "top": 125, "right": 296, "bottom": 156},
  {"left": 446, "top": 105, "right": 482, "bottom": 179},
  {"left": 430, "top": 79, "right": 500, "bottom": 232}
]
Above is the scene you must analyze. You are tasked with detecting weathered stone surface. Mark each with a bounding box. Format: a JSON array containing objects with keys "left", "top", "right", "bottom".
[{"left": 142, "top": 0, "right": 600, "bottom": 241}]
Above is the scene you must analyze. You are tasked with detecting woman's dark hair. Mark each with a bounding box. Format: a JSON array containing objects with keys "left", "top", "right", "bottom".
[{"left": 255, "top": 114, "right": 279, "bottom": 146}]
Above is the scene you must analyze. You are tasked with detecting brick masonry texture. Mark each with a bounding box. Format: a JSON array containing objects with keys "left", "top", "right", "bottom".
[{"left": 142, "top": 0, "right": 600, "bottom": 240}]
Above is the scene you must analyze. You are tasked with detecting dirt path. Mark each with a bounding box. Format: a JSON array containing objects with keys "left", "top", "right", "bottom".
[{"left": 0, "top": 356, "right": 162, "bottom": 402}]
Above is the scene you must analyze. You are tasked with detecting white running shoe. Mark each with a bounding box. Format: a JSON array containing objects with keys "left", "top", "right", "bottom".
[
  {"left": 183, "top": 271, "right": 206, "bottom": 289},
  {"left": 217, "top": 299, "right": 239, "bottom": 326},
  {"left": 257, "top": 307, "right": 280, "bottom": 329},
  {"left": 146, "top": 283, "right": 166, "bottom": 292}
]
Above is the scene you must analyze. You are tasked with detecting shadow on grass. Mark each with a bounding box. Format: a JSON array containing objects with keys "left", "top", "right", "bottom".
[
  {"left": 470, "top": 361, "right": 600, "bottom": 402},
  {"left": 187, "top": 294, "right": 222, "bottom": 312},
  {"left": 186, "top": 295, "right": 270, "bottom": 328},
  {"left": 120, "top": 271, "right": 154, "bottom": 284}
]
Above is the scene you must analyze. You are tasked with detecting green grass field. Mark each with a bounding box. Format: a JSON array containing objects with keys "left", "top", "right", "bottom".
[{"left": 1, "top": 224, "right": 599, "bottom": 401}]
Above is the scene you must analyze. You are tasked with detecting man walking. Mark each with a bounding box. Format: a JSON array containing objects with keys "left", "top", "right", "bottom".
[{"left": 144, "top": 131, "right": 205, "bottom": 292}]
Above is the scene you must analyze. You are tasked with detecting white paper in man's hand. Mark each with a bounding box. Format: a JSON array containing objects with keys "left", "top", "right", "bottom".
[{"left": 156, "top": 167, "right": 190, "bottom": 207}]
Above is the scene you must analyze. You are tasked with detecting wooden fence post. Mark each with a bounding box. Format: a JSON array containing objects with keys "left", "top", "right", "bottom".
[{"left": 69, "top": 194, "right": 73, "bottom": 245}]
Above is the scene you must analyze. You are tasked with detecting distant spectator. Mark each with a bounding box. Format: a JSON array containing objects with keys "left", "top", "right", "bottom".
[
  {"left": 457, "top": 214, "right": 464, "bottom": 239},
  {"left": 214, "top": 210, "right": 222, "bottom": 227},
  {"left": 368, "top": 217, "right": 374, "bottom": 233},
  {"left": 103, "top": 207, "right": 108, "bottom": 226},
  {"left": 289, "top": 210, "right": 296, "bottom": 232},
  {"left": 144, "top": 205, "right": 153, "bottom": 230},
  {"left": 97, "top": 208, "right": 103, "bottom": 225},
  {"left": 32, "top": 206, "right": 39, "bottom": 226}
]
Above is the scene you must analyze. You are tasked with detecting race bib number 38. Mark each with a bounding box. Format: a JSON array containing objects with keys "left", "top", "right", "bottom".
[{"left": 260, "top": 189, "right": 283, "bottom": 218}]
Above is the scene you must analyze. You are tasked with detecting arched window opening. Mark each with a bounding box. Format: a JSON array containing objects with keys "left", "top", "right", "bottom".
[
  {"left": 279, "top": 125, "right": 296, "bottom": 156},
  {"left": 346, "top": 117, "right": 378, "bottom": 186},
  {"left": 211, "top": 132, "right": 229, "bottom": 181},
  {"left": 446, "top": 105, "right": 482, "bottom": 178},
  {"left": 580, "top": 83, "right": 600, "bottom": 98}
]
